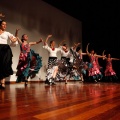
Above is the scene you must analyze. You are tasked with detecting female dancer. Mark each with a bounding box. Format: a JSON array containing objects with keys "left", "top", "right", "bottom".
[
  {"left": 58, "top": 40, "right": 71, "bottom": 65},
  {"left": 58, "top": 40, "right": 71, "bottom": 83},
  {"left": 0, "top": 20, "right": 17, "bottom": 89},
  {"left": 15, "top": 29, "right": 42, "bottom": 85},
  {"left": 86, "top": 43, "right": 105, "bottom": 82},
  {"left": 70, "top": 44, "right": 87, "bottom": 81},
  {"left": 58, "top": 41, "right": 83, "bottom": 83},
  {"left": 43, "top": 35, "right": 61, "bottom": 85},
  {"left": 103, "top": 50, "right": 120, "bottom": 82}
]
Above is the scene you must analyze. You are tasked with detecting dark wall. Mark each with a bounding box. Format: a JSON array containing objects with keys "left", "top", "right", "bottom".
[{"left": 81, "top": 1, "right": 120, "bottom": 78}]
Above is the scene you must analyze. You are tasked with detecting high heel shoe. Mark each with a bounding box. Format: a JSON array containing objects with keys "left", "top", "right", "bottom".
[
  {"left": 25, "top": 82, "right": 28, "bottom": 86},
  {"left": 51, "top": 78, "right": 56, "bottom": 85},
  {"left": 52, "top": 82, "right": 56, "bottom": 85},
  {"left": 0, "top": 83, "right": 5, "bottom": 89},
  {"left": 24, "top": 79, "right": 28, "bottom": 86},
  {"left": 45, "top": 79, "right": 49, "bottom": 84}
]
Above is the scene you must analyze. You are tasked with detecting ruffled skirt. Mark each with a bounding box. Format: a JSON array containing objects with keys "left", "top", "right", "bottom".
[{"left": 16, "top": 49, "right": 42, "bottom": 82}]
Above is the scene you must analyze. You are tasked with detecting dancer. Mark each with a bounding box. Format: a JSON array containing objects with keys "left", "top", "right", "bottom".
[
  {"left": 75, "top": 46, "right": 88, "bottom": 81},
  {"left": 58, "top": 40, "right": 71, "bottom": 84},
  {"left": 86, "top": 43, "right": 105, "bottom": 82},
  {"left": 70, "top": 44, "right": 87, "bottom": 81},
  {"left": 94, "top": 52, "right": 104, "bottom": 80},
  {"left": 0, "top": 20, "right": 17, "bottom": 89},
  {"left": 15, "top": 29, "right": 42, "bottom": 86},
  {"left": 58, "top": 40, "right": 71, "bottom": 65},
  {"left": 43, "top": 34, "right": 61, "bottom": 85},
  {"left": 103, "top": 50, "right": 120, "bottom": 82},
  {"left": 95, "top": 52, "right": 103, "bottom": 71}
]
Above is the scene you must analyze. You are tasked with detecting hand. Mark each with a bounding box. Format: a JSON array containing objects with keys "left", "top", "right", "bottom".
[
  {"left": 0, "top": 13, "right": 5, "bottom": 17},
  {"left": 39, "top": 38, "right": 43, "bottom": 42},
  {"left": 77, "top": 43, "right": 81, "bottom": 45},
  {"left": 103, "top": 55, "right": 106, "bottom": 59},
  {"left": 16, "top": 28, "right": 21, "bottom": 31},
  {"left": 48, "top": 34, "right": 52, "bottom": 38},
  {"left": 10, "top": 36, "right": 16, "bottom": 42}
]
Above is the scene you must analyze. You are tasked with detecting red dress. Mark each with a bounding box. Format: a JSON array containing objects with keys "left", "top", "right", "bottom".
[
  {"left": 16, "top": 43, "right": 42, "bottom": 82},
  {"left": 88, "top": 55, "right": 101, "bottom": 76},
  {"left": 105, "top": 58, "right": 116, "bottom": 76}
]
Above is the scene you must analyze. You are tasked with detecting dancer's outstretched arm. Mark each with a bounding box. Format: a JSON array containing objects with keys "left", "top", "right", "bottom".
[
  {"left": 111, "top": 57, "right": 120, "bottom": 60},
  {"left": 29, "top": 38, "right": 43, "bottom": 46}
]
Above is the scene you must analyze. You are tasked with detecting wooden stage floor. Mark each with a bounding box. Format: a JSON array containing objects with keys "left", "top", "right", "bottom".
[{"left": 0, "top": 81, "right": 120, "bottom": 120}]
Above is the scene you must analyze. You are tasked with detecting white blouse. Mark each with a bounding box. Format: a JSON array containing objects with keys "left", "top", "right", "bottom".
[
  {"left": 59, "top": 46, "right": 71, "bottom": 58},
  {"left": 0, "top": 31, "right": 14, "bottom": 44},
  {"left": 43, "top": 44, "right": 61, "bottom": 57},
  {"left": 0, "top": 31, "right": 18, "bottom": 46}
]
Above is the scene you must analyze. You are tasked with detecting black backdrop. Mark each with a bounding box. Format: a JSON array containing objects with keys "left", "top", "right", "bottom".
[{"left": 43, "top": 0, "right": 120, "bottom": 78}]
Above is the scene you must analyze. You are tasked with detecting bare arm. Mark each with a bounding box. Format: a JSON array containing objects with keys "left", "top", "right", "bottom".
[
  {"left": 73, "top": 42, "right": 81, "bottom": 50},
  {"left": 95, "top": 54, "right": 106, "bottom": 58},
  {"left": 58, "top": 40, "right": 65, "bottom": 47},
  {"left": 29, "top": 38, "right": 43, "bottom": 46},
  {"left": 79, "top": 49, "right": 83, "bottom": 59},
  {"left": 16, "top": 37, "right": 22, "bottom": 44},
  {"left": 15, "top": 29, "right": 22, "bottom": 44},
  {"left": 9, "top": 36, "right": 17, "bottom": 43},
  {"left": 82, "top": 53, "right": 87, "bottom": 55},
  {"left": 86, "top": 43, "right": 90, "bottom": 56},
  {"left": 15, "top": 28, "right": 20, "bottom": 37},
  {"left": 102, "top": 50, "right": 106, "bottom": 60},
  {"left": 44, "top": 34, "right": 52, "bottom": 45},
  {"left": 111, "top": 58, "right": 120, "bottom": 60}
]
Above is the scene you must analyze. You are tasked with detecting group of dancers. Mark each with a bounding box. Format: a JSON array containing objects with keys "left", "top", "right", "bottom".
[{"left": 0, "top": 12, "right": 120, "bottom": 89}]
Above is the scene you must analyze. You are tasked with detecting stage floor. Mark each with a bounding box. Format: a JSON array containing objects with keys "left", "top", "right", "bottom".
[{"left": 1, "top": 81, "right": 120, "bottom": 120}]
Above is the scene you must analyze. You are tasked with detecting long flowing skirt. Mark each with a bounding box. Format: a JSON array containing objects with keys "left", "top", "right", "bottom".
[
  {"left": 16, "top": 49, "right": 42, "bottom": 82},
  {"left": 0, "top": 44, "right": 13, "bottom": 80},
  {"left": 105, "top": 66, "right": 116, "bottom": 76},
  {"left": 46, "top": 57, "right": 57, "bottom": 80}
]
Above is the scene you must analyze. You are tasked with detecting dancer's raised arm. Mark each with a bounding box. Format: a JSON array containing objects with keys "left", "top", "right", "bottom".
[
  {"left": 15, "top": 28, "right": 22, "bottom": 44},
  {"left": 44, "top": 34, "right": 52, "bottom": 45},
  {"left": 102, "top": 50, "right": 106, "bottom": 60},
  {"left": 86, "top": 43, "right": 90, "bottom": 55},
  {"left": 58, "top": 39, "right": 66, "bottom": 47},
  {"left": 73, "top": 42, "right": 80, "bottom": 50}
]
